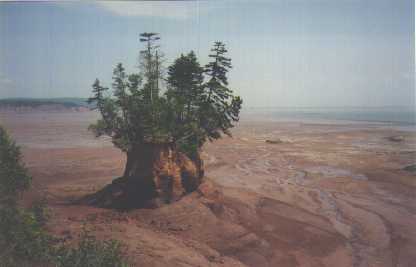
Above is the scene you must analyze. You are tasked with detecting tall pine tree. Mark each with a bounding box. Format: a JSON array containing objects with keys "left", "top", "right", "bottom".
[{"left": 201, "top": 42, "right": 242, "bottom": 140}]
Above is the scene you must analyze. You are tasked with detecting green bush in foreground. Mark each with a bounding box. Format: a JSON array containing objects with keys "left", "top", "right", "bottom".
[
  {"left": 0, "top": 125, "right": 130, "bottom": 267},
  {"left": 0, "top": 206, "right": 52, "bottom": 266},
  {"left": 0, "top": 125, "right": 50, "bottom": 266},
  {"left": 0, "top": 125, "right": 31, "bottom": 205},
  {"left": 53, "top": 229, "right": 129, "bottom": 267}
]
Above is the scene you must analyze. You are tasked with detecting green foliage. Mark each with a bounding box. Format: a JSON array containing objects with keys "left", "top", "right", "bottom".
[
  {"left": 167, "top": 51, "right": 204, "bottom": 107},
  {"left": 0, "top": 205, "right": 52, "bottom": 267},
  {"left": 87, "top": 79, "right": 109, "bottom": 109},
  {"left": 205, "top": 42, "right": 232, "bottom": 86},
  {"left": 30, "top": 198, "right": 50, "bottom": 226},
  {"left": 53, "top": 229, "right": 129, "bottom": 267},
  {"left": 89, "top": 33, "right": 242, "bottom": 159},
  {"left": 199, "top": 41, "right": 243, "bottom": 141},
  {"left": 0, "top": 125, "right": 130, "bottom": 267},
  {"left": 0, "top": 126, "right": 31, "bottom": 204},
  {"left": 166, "top": 51, "right": 205, "bottom": 157},
  {"left": 139, "top": 32, "right": 163, "bottom": 103},
  {"left": 0, "top": 125, "right": 51, "bottom": 266}
]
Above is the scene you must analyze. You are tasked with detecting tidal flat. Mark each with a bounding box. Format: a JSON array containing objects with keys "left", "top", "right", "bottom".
[{"left": 1, "top": 110, "right": 415, "bottom": 267}]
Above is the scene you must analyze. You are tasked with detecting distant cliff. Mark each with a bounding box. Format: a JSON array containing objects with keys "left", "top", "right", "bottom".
[{"left": 0, "top": 98, "right": 93, "bottom": 112}]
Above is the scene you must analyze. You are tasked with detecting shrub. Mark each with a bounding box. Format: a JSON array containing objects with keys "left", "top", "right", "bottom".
[
  {"left": 0, "top": 125, "right": 130, "bottom": 267},
  {"left": 0, "top": 125, "right": 50, "bottom": 266},
  {"left": 0, "top": 206, "right": 52, "bottom": 266},
  {"left": 0, "top": 126, "right": 31, "bottom": 206},
  {"left": 30, "top": 198, "right": 50, "bottom": 227},
  {"left": 53, "top": 228, "right": 129, "bottom": 267}
]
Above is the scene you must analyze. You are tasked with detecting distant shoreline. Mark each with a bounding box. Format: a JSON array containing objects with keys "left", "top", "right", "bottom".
[
  {"left": 242, "top": 106, "right": 416, "bottom": 126},
  {"left": 0, "top": 99, "right": 414, "bottom": 129}
]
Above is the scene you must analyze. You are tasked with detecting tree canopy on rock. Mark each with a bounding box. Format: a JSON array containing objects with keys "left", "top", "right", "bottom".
[{"left": 88, "top": 33, "right": 242, "bottom": 159}]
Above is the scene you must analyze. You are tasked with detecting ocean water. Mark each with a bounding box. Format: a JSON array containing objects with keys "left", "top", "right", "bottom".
[{"left": 245, "top": 107, "right": 416, "bottom": 126}]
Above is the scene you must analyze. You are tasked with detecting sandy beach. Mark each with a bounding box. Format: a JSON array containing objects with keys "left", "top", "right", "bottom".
[{"left": 1, "top": 110, "right": 415, "bottom": 267}]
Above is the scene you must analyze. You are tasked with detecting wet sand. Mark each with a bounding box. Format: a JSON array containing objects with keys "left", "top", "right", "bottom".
[{"left": 1, "top": 111, "right": 415, "bottom": 267}]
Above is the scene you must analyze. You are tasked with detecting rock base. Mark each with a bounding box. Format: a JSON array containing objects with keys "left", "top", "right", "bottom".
[{"left": 82, "top": 143, "right": 204, "bottom": 210}]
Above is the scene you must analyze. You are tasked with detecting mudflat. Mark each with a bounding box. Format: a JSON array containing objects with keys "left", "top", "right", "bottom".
[{"left": 1, "top": 110, "right": 415, "bottom": 267}]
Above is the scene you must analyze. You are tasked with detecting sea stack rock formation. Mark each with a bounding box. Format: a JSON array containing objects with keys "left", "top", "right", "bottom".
[{"left": 83, "top": 143, "right": 204, "bottom": 210}]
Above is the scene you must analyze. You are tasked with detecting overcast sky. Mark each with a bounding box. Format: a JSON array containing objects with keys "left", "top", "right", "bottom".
[{"left": 0, "top": 0, "right": 414, "bottom": 107}]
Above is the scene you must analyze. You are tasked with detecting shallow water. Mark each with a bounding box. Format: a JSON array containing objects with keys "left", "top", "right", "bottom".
[
  {"left": 243, "top": 107, "right": 416, "bottom": 131},
  {"left": 305, "top": 165, "right": 368, "bottom": 180}
]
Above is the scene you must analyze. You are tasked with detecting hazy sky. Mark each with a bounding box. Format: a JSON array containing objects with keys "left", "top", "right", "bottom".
[{"left": 0, "top": 0, "right": 414, "bottom": 107}]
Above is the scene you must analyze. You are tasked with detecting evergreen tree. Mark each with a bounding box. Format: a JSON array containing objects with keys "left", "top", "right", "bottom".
[
  {"left": 0, "top": 126, "right": 50, "bottom": 266},
  {"left": 167, "top": 51, "right": 204, "bottom": 143},
  {"left": 205, "top": 42, "right": 232, "bottom": 87},
  {"left": 201, "top": 41, "right": 242, "bottom": 141},
  {"left": 139, "top": 32, "right": 163, "bottom": 103},
  {"left": 87, "top": 34, "right": 242, "bottom": 207},
  {"left": 0, "top": 126, "right": 31, "bottom": 207},
  {"left": 87, "top": 79, "right": 108, "bottom": 110}
]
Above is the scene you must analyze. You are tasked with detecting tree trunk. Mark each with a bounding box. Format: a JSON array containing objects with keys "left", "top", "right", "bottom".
[{"left": 83, "top": 143, "right": 204, "bottom": 210}]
